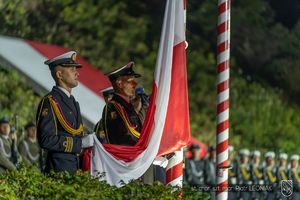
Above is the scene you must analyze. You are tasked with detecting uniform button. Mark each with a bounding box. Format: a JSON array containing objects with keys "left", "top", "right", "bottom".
[{"left": 69, "top": 111, "right": 72, "bottom": 114}]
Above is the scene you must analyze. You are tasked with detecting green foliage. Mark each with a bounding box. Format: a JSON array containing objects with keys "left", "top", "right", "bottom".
[
  {"left": 230, "top": 76, "right": 300, "bottom": 153},
  {"left": 0, "top": 67, "right": 40, "bottom": 129},
  {"left": 0, "top": 166, "right": 206, "bottom": 200}
]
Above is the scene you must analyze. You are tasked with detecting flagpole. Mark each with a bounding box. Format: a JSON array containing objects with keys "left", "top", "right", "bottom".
[
  {"left": 216, "top": 0, "right": 231, "bottom": 199},
  {"left": 166, "top": 148, "right": 183, "bottom": 187}
]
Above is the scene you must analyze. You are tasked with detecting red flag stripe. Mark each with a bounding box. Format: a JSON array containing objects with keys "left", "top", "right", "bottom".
[
  {"left": 158, "top": 41, "right": 190, "bottom": 156},
  {"left": 101, "top": 85, "right": 158, "bottom": 162}
]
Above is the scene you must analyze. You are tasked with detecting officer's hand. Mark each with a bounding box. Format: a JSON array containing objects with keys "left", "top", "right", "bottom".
[
  {"left": 131, "top": 96, "right": 142, "bottom": 113},
  {"left": 9, "top": 132, "right": 17, "bottom": 141},
  {"left": 153, "top": 156, "right": 169, "bottom": 168},
  {"left": 82, "top": 132, "right": 95, "bottom": 148}
]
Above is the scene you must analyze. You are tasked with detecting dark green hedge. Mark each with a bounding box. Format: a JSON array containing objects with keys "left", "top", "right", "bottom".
[{"left": 0, "top": 166, "right": 208, "bottom": 200}]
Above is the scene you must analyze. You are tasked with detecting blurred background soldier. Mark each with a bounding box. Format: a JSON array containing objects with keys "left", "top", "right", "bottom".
[
  {"left": 94, "top": 86, "right": 114, "bottom": 144},
  {"left": 250, "top": 150, "right": 264, "bottom": 200},
  {"left": 277, "top": 153, "right": 288, "bottom": 182},
  {"left": 101, "top": 86, "right": 114, "bottom": 103},
  {"left": 0, "top": 118, "right": 19, "bottom": 172},
  {"left": 289, "top": 154, "right": 300, "bottom": 200},
  {"left": 228, "top": 146, "right": 238, "bottom": 200},
  {"left": 277, "top": 153, "right": 288, "bottom": 199},
  {"left": 18, "top": 122, "right": 41, "bottom": 169},
  {"left": 264, "top": 151, "right": 277, "bottom": 200},
  {"left": 238, "top": 149, "right": 251, "bottom": 200},
  {"left": 205, "top": 146, "right": 216, "bottom": 200},
  {"left": 185, "top": 144, "right": 205, "bottom": 187}
]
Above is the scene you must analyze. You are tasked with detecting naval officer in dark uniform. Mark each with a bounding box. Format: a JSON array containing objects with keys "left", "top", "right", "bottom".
[
  {"left": 36, "top": 51, "right": 94, "bottom": 174},
  {"left": 94, "top": 86, "right": 114, "bottom": 144},
  {"left": 101, "top": 62, "right": 142, "bottom": 146}
]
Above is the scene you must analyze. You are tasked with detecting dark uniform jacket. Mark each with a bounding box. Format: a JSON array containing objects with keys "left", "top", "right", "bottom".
[
  {"left": 36, "top": 86, "right": 83, "bottom": 174},
  {"left": 102, "top": 94, "right": 142, "bottom": 146}
]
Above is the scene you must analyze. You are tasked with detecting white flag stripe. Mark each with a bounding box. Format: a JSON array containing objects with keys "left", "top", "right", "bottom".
[
  {"left": 155, "top": 0, "right": 175, "bottom": 84},
  {"left": 174, "top": 0, "right": 185, "bottom": 46}
]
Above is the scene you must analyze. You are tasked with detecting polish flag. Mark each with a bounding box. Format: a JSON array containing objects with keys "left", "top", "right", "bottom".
[{"left": 91, "top": 0, "right": 190, "bottom": 186}]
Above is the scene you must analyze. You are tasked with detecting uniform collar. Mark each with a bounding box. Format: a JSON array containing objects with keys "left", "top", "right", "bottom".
[
  {"left": 27, "top": 138, "right": 37, "bottom": 143},
  {"left": 0, "top": 134, "right": 9, "bottom": 140},
  {"left": 115, "top": 93, "right": 130, "bottom": 103},
  {"left": 57, "top": 86, "right": 71, "bottom": 98}
]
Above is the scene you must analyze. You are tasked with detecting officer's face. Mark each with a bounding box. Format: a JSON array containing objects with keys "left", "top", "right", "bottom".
[
  {"left": 192, "top": 148, "right": 202, "bottom": 160},
  {"left": 280, "top": 159, "right": 287, "bottom": 167},
  {"left": 241, "top": 155, "right": 249, "bottom": 164},
  {"left": 26, "top": 127, "right": 36, "bottom": 139},
  {"left": 57, "top": 66, "right": 79, "bottom": 89},
  {"left": 117, "top": 76, "right": 137, "bottom": 97},
  {"left": 0, "top": 123, "right": 10, "bottom": 136},
  {"left": 291, "top": 160, "right": 298, "bottom": 169},
  {"left": 253, "top": 156, "right": 260, "bottom": 164},
  {"left": 266, "top": 157, "right": 274, "bottom": 166}
]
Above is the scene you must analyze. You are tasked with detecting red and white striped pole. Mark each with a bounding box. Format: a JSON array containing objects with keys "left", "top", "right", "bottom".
[
  {"left": 216, "top": 0, "right": 231, "bottom": 199},
  {"left": 166, "top": 148, "right": 183, "bottom": 187}
]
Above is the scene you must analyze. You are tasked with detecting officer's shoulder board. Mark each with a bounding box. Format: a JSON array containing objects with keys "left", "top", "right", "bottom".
[{"left": 105, "top": 102, "right": 118, "bottom": 120}]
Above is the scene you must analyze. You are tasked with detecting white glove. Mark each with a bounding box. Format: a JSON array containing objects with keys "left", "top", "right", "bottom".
[
  {"left": 82, "top": 133, "right": 95, "bottom": 148},
  {"left": 153, "top": 156, "right": 168, "bottom": 168}
]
